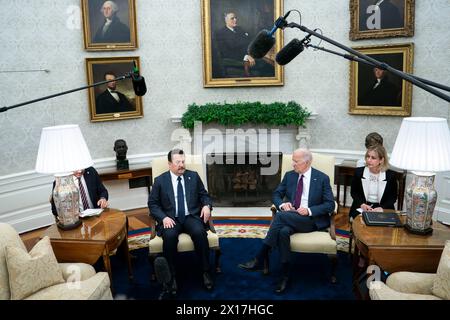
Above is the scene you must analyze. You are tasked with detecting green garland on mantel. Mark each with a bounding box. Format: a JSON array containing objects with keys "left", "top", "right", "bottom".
[{"left": 181, "top": 101, "right": 311, "bottom": 129}]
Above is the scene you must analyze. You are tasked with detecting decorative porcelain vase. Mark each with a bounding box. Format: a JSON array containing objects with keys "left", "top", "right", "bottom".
[
  {"left": 53, "top": 175, "right": 82, "bottom": 230},
  {"left": 405, "top": 174, "right": 437, "bottom": 235}
]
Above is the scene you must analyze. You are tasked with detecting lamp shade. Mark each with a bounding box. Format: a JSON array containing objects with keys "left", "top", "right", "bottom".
[
  {"left": 35, "top": 124, "right": 93, "bottom": 174},
  {"left": 390, "top": 117, "right": 450, "bottom": 173}
]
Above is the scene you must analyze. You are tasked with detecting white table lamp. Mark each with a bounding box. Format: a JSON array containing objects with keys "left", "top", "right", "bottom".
[
  {"left": 35, "top": 124, "right": 93, "bottom": 230},
  {"left": 390, "top": 117, "right": 450, "bottom": 235}
]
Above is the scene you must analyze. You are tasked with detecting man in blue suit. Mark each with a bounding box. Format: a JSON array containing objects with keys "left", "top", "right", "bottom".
[
  {"left": 239, "top": 148, "right": 335, "bottom": 293},
  {"left": 148, "top": 149, "right": 214, "bottom": 294}
]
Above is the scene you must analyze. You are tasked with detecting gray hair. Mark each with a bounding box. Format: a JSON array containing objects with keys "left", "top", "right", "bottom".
[
  {"left": 224, "top": 11, "right": 235, "bottom": 21},
  {"left": 293, "top": 148, "right": 312, "bottom": 163},
  {"left": 102, "top": 1, "right": 118, "bottom": 13}
]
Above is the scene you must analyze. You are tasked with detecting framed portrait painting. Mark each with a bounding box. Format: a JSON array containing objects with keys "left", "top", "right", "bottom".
[
  {"left": 82, "top": 0, "right": 138, "bottom": 51},
  {"left": 349, "top": 0, "right": 415, "bottom": 40},
  {"left": 201, "top": 0, "right": 284, "bottom": 87},
  {"left": 86, "top": 56, "right": 143, "bottom": 122},
  {"left": 349, "top": 43, "right": 414, "bottom": 116}
]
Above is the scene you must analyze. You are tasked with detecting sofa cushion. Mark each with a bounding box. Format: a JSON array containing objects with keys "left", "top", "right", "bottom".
[
  {"left": 432, "top": 240, "right": 450, "bottom": 300},
  {"left": 290, "top": 231, "right": 337, "bottom": 254},
  {"left": 5, "top": 236, "right": 64, "bottom": 300},
  {"left": 149, "top": 231, "right": 219, "bottom": 253},
  {"left": 25, "top": 272, "right": 112, "bottom": 300},
  {"left": 0, "top": 223, "right": 27, "bottom": 300}
]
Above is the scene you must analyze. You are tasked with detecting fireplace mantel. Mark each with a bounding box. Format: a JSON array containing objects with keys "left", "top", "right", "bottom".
[{"left": 170, "top": 113, "right": 318, "bottom": 153}]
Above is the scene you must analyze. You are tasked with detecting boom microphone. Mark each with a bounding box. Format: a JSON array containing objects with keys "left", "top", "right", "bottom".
[
  {"left": 248, "top": 11, "right": 292, "bottom": 59},
  {"left": 131, "top": 62, "right": 147, "bottom": 96},
  {"left": 275, "top": 33, "right": 313, "bottom": 65}
]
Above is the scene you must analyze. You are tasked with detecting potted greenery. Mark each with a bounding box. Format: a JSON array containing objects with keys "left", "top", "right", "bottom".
[{"left": 181, "top": 101, "right": 311, "bottom": 129}]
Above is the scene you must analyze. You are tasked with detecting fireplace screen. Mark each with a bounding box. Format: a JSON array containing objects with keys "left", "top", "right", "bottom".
[{"left": 206, "top": 153, "right": 282, "bottom": 206}]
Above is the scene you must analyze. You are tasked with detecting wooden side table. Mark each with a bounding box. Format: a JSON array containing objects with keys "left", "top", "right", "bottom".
[
  {"left": 351, "top": 214, "right": 450, "bottom": 299},
  {"left": 40, "top": 208, "right": 133, "bottom": 285},
  {"left": 99, "top": 166, "right": 152, "bottom": 193}
]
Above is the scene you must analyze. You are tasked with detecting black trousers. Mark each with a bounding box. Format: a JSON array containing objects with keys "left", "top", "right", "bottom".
[
  {"left": 263, "top": 211, "right": 317, "bottom": 263},
  {"left": 161, "top": 215, "right": 210, "bottom": 272}
]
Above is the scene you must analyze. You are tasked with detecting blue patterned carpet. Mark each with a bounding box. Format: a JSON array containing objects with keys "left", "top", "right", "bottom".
[{"left": 109, "top": 236, "right": 355, "bottom": 300}]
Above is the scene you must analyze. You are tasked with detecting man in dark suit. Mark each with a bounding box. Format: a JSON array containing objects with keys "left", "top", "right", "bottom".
[
  {"left": 93, "top": 0, "right": 130, "bottom": 43},
  {"left": 95, "top": 71, "right": 134, "bottom": 114},
  {"left": 360, "top": 67, "right": 401, "bottom": 106},
  {"left": 51, "top": 167, "right": 109, "bottom": 217},
  {"left": 239, "top": 148, "right": 335, "bottom": 293},
  {"left": 148, "top": 149, "right": 214, "bottom": 294},
  {"left": 214, "top": 11, "right": 274, "bottom": 77}
]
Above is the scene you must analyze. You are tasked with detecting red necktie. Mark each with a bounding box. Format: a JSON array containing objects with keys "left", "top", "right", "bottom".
[
  {"left": 293, "top": 174, "right": 304, "bottom": 209},
  {"left": 78, "top": 177, "right": 90, "bottom": 210}
]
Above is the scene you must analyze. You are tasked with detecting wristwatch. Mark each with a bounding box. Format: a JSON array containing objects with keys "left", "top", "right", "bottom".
[{"left": 206, "top": 204, "right": 213, "bottom": 211}]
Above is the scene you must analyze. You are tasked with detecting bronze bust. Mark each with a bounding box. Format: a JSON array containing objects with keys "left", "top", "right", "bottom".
[{"left": 114, "top": 139, "right": 129, "bottom": 170}]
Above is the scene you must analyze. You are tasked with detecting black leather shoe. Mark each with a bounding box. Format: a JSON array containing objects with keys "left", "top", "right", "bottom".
[
  {"left": 275, "top": 276, "right": 289, "bottom": 294},
  {"left": 203, "top": 272, "right": 214, "bottom": 290},
  {"left": 239, "top": 257, "right": 269, "bottom": 274}
]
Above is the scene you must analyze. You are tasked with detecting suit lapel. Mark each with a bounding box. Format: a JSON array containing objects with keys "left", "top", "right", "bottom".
[
  {"left": 308, "top": 169, "right": 318, "bottom": 203},
  {"left": 361, "top": 167, "right": 370, "bottom": 201},
  {"left": 289, "top": 172, "right": 299, "bottom": 202},
  {"left": 378, "top": 171, "right": 387, "bottom": 202},
  {"left": 83, "top": 169, "right": 95, "bottom": 202},
  {"left": 183, "top": 171, "right": 192, "bottom": 207},
  {"left": 164, "top": 172, "right": 176, "bottom": 208}
]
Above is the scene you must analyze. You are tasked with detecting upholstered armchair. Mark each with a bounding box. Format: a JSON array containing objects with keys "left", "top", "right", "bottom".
[
  {"left": 0, "top": 223, "right": 112, "bottom": 300},
  {"left": 369, "top": 240, "right": 450, "bottom": 300},
  {"left": 270, "top": 153, "right": 339, "bottom": 283},
  {"left": 148, "top": 155, "right": 221, "bottom": 279}
]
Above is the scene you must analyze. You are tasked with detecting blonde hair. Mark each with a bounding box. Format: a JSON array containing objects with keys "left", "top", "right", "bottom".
[{"left": 365, "top": 145, "right": 389, "bottom": 171}]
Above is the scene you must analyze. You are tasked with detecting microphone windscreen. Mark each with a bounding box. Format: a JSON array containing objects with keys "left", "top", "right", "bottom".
[
  {"left": 248, "top": 30, "right": 275, "bottom": 59},
  {"left": 132, "top": 75, "right": 147, "bottom": 96},
  {"left": 154, "top": 256, "right": 171, "bottom": 285},
  {"left": 275, "top": 38, "right": 304, "bottom": 65}
]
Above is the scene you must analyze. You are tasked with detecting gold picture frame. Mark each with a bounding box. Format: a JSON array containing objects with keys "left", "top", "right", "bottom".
[
  {"left": 82, "top": 0, "right": 138, "bottom": 51},
  {"left": 201, "top": 0, "right": 284, "bottom": 87},
  {"left": 349, "top": 0, "right": 415, "bottom": 40},
  {"left": 86, "top": 56, "right": 143, "bottom": 122},
  {"left": 349, "top": 43, "right": 414, "bottom": 116}
]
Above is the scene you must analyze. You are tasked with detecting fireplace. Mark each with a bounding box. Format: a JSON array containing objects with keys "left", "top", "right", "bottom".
[{"left": 206, "top": 152, "right": 282, "bottom": 207}]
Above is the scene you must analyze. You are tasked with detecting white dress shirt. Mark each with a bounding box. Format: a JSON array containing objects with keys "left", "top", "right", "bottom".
[{"left": 108, "top": 88, "right": 119, "bottom": 102}]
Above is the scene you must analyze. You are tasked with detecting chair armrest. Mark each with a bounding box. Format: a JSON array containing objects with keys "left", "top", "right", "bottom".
[
  {"left": 270, "top": 204, "right": 277, "bottom": 216},
  {"left": 369, "top": 281, "right": 441, "bottom": 300},
  {"left": 387, "top": 272, "right": 436, "bottom": 295},
  {"left": 208, "top": 219, "right": 217, "bottom": 233},
  {"left": 148, "top": 211, "right": 157, "bottom": 240},
  {"left": 59, "top": 263, "right": 96, "bottom": 281},
  {"left": 329, "top": 201, "right": 338, "bottom": 240}
]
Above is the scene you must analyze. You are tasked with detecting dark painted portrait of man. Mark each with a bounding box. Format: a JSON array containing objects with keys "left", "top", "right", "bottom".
[
  {"left": 210, "top": 0, "right": 275, "bottom": 78},
  {"left": 89, "top": 0, "right": 131, "bottom": 43},
  {"left": 357, "top": 53, "right": 403, "bottom": 107}
]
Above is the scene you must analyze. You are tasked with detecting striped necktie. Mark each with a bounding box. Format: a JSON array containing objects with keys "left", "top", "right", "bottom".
[
  {"left": 78, "top": 177, "right": 90, "bottom": 210},
  {"left": 293, "top": 174, "right": 304, "bottom": 209},
  {"left": 177, "top": 176, "right": 186, "bottom": 223}
]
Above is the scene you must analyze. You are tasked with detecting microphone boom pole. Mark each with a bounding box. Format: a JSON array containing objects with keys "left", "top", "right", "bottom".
[
  {"left": 305, "top": 43, "right": 450, "bottom": 93},
  {"left": 286, "top": 22, "right": 450, "bottom": 103},
  {"left": 1, "top": 73, "right": 134, "bottom": 113}
]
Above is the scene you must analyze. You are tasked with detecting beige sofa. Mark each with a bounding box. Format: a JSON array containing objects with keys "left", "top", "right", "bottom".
[
  {"left": 369, "top": 240, "right": 450, "bottom": 300},
  {"left": 0, "top": 222, "right": 113, "bottom": 300}
]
